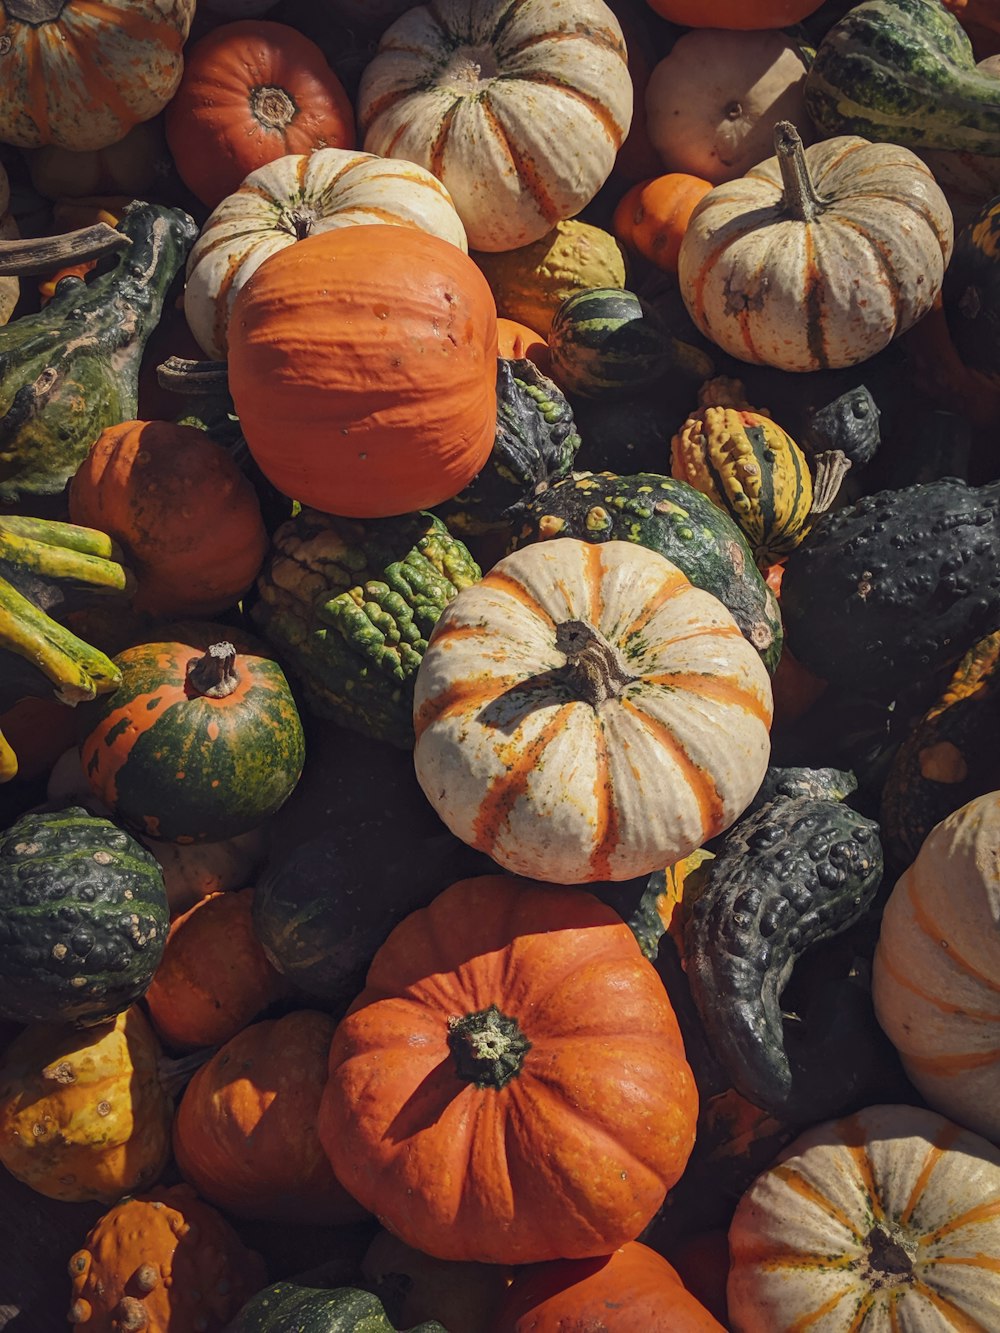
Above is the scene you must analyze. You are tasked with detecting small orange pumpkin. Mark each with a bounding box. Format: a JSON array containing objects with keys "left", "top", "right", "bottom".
[
  {"left": 496, "top": 317, "right": 550, "bottom": 371},
  {"left": 613, "top": 174, "right": 714, "bottom": 274}
]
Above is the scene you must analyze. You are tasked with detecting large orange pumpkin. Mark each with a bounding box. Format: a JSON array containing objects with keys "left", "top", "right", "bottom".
[
  {"left": 227, "top": 226, "right": 498, "bottom": 518},
  {"left": 318, "top": 874, "right": 699, "bottom": 1265}
]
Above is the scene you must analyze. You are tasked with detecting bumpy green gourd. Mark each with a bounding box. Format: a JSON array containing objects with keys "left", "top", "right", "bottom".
[{"left": 224, "top": 1282, "right": 446, "bottom": 1332}]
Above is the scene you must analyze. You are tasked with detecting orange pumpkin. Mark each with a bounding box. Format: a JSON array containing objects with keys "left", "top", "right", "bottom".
[
  {"left": 68, "top": 420, "right": 269, "bottom": 619},
  {"left": 612, "top": 173, "right": 714, "bottom": 274},
  {"left": 643, "top": 0, "right": 824, "bottom": 25},
  {"left": 362, "top": 1230, "right": 514, "bottom": 1333},
  {"left": 318, "top": 874, "right": 699, "bottom": 1265},
  {"left": 228, "top": 226, "right": 499, "bottom": 518},
  {"left": 174, "top": 1010, "right": 365, "bottom": 1225},
  {"left": 143, "top": 889, "right": 286, "bottom": 1050},
  {"left": 496, "top": 317, "right": 550, "bottom": 371},
  {"left": 0, "top": 695, "right": 79, "bottom": 782},
  {"left": 494, "top": 1241, "right": 726, "bottom": 1331},
  {"left": 165, "top": 20, "right": 356, "bottom": 208}
]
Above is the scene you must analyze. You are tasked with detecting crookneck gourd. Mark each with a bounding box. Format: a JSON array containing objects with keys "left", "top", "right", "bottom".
[{"left": 0, "top": 202, "right": 197, "bottom": 504}]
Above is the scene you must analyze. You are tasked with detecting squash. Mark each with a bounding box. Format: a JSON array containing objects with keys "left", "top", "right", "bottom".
[
  {"left": 68, "top": 419, "right": 269, "bottom": 619},
  {"left": 0, "top": 807, "right": 168, "bottom": 1026},
  {"left": 361, "top": 1230, "right": 513, "bottom": 1333},
  {"left": 943, "top": 192, "right": 1000, "bottom": 384},
  {"left": 318, "top": 874, "right": 699, "bottom": 1263},
  {"left": 183, "top": 147, "right": 467, "bottom": 360},
  {"left": 873, "top": 792, "right": 1000, "bottom": 1142},
  {"left": 165, "top": 20, "right": 355, "bottom": 209},
  {"left": 612, "top": 173, "right": 713, "bottom": 276},
  {"left": 646, "top": 30, "right": 813, "bottom": 186},
  {"left": 357, "top": 0, "right": 632, "bottom": 252},
  {"left": 727, "top": 1104, "right": 1000, "bottom": 1330},
  {"left": 144, "top": 889, "right": 286, "bottom": 1050},
  {"left": 0, "top": 1007, "right": 171, "bottom": 1204},
  {"left": 805, "top": 0, "right": 1000, "bottom": 153},
  {"left": 173, "top": 1011, "right": 364, "bottom": 1225},
  {"left": 645, "top": 0, "right": 824, "bottom": 25},
  {"left": 26, "top": 119, "right": 172, "bottom": 201},
  {"left": 68, "top": 1184, "right": 266, "bottom": 1332},
  {"left": 143, "top": 827, "right": 267, "bottom": 917},
  {"left": 0, "top": 0, "right": 195, "bottom": 151},
  {"left": 227, "top": 226, "right": 498, "bottom": 519},
  {"left": 678, "top": 121, "right": 954, "bottom": 372},
  {"left": 412, "top": 537, "right": 772, "bottom": 884},
  {"left": 80, "top": 637, "right": 305, "bottom": 845},
  {"left": 496, "top": 318, "right": 548, "bottom": 369},
  {"left": 224, "top": 1284, "right": 445, "bottom": 1332}
]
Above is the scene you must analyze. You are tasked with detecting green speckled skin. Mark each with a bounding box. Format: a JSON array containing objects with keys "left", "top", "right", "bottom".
[
  {"left": 548, "top": 288, "right": 676, "bottom": 398},
  {"left": 0, "top": 807, "right": 168, "bottom": 1026},
  {"left": 223, "top": 1283, "right": 446, "bottom": 1332},
  {"left": 516, "top": 470, "right": 782, "bottom": 673},
  {"left": 805, "top": 0, "right": 1000, "bottom": 152},
  {"left": 252, "top": 509, "right": 481, "bottom": 747}
]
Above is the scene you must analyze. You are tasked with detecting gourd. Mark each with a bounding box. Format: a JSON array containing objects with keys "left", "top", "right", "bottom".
[
  {"left": 0, "top": 202, "right": 198, "bottom": 504},
  {"left": 183, "top": 147, "right": 468, "bottom": 359},
  {"left": 27, "top": 120, "right": 171, "bottom": 201},
  {"left": 165, "top": 20, "right": 356, "bottom": 209},
  {"left": 318, "top": 874, "right": 699, "bottom": 1264},
  {"left": 0, "top": 807, "right": 168, "bottom": 1026},
  {"left": 79, "top": 636, "right": 305, "bottom": 844},
  {"left": 873, "top": 792, "right": 1000, "bottom": 1142},
  {"left": 0, "top": 0, "right": 195, "bottom": 151},
  {"left": 727, "top": 1104, "right": 1000, "bottom": 1330},
  {"left": 805, "top": 0, "right": 1000, "bottom": 154},
  {"left": 227, "top": 226, "right": 498, "bottom": 519},
  {"left": 515, "top": 472, "right": 783, "bottom": 675},
  {"left": 412, "top": 538, "right": 772, "bottom": 884},
  {"left": 612, "top": 173, "right": 714, "bottom": 275},
  {"left": 251, "top": 508, "right": 481, "bottom": 748},
  {"left": 357, "top": 0, "right": 632, "bottom": 252},
  {"left": 361, "top": 1230, "right": 513, "bottom": 1333},
  {"left": 678, "top": 121, "right": 954, "bottom": 372},
  {"left": 0, "top": 1007, "right": 171, "bottom": 1204},
  {"left": 223, "top": 1284, "right": 446, "bottom": 1332},
  {"left": 943, "top": 192, "right": 1000, "bottom": 383}
]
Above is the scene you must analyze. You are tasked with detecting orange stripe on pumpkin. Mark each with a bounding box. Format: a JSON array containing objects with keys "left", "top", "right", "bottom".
[
  {"left": 70, "top": 0, "right": 186, "bottom": 49},
  {"left": 620, "top": 697, "right": 724, "bottom": 840},
  {"left": 904, "top": 1045, "right": 1000, "bottom": 1076},
  {"left": 470, "top": 703, "right": 574, "bottom": 856},
  {"left": 583, "top": 541, "right": 604, "bottom": 629},
  {"left": 640, "top": 671, "right": 772, "bottom": 728},
  {"left": 586, "top": 720, "right": 620, "bottom": 882},
  {"left": 924, "top": 1196, "right": 1000, "bottom": 1244},
  {"left": 501, "top": 24, "right": 626, "bottom": 60},
  {"left": 876, "top": 947, "right": 1000, "bottom": 1022},
  {"left": 478, "top": 93, "right": 561, "bottom": 225},
  {"left": 23, "top": 28, "right": 49, "bottom": 145},
  {"left": 51, "top": 18, "right": 150, "bottom": 127},
  {"left": 478, "top": 570, "right": 556, "bottom": 627},
  {"left": 619, "top": 569, "right": 690, "bottom": 644},
  {"left": 927, "top": 1254, "right": 1000, "bottom": 1273},
  {"left": 787, "top": 1285, "right": 856, "bottom": 1331},
  {"left": 900, "top": 1121, "right": 960, "bottom": 1226},
  {"left": 844, "top": 1143, "right": 884, "bottom": 1224},
  {"left": 905, "top": 875, "right": 1000, "bottom": 994},
  {"left": 516, "top": 73, "right": 625, "bottom": 148},
  {"left": 412, "top": 674, "right": 524, "bottom": 742},
  {"left": 754, "top": 1250, "right": 856, "bottom": 1272},
  {"left": 911, "top": 1278, "right": 992, "bottom": 1332},
  {"left": 771, "top": 1163, "right": 864, "bottom": 1242},
  {"left": 429, "top": 99, "right": 462, "bottom": 180}
]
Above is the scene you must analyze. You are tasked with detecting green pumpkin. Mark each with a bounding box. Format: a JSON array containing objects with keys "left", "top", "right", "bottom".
[
  {"left": 223, "top": 1283, "right": 446, "bottom": 1332},
  {"left": 0, "top": 807, "right": 168, "bottom": 1026}
]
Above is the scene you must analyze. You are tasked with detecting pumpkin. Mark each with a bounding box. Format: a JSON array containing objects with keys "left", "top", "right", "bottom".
[
  {"left": 27, "top": 119, "right": 172, "bottom": 201},
  {"left": 318, "top": 874, "right": 699, "bottom": 1264},
  {"left": 496, "top": 317, "right": 549, "bottom": 370},
  {"left": 143, "top": 827, "right": 268, "bottom": 917},
  {"left": 679, "top": 121, "right": 954, "bottom": 372},
  {"left": 183, "top": 147, "right": 468, "bottom": 360},
  {"left": 727, "top": 1103, "right": 1000, "bottom": 1330},
  {"left": 173, "top": 1010, "right": 364, "bottom": 1225},
  {"left": 495, "top": 1242, "right": 726, "bottom": 1332},
  {"left": 362, "top": 1230, "right": 513, "bottom": 1333},
  {"left": 143, "top": 889, "right": 286, "bottom": 1050},
  {"left": 0, "top": 694, "right": 79, "bottom": 783},
  {"left": 413, "top": 537, "right": 772, "bottom": 884},
  {"left": 0, "top": 1007, "right": 171, "bottom": 1204},
  {"left": 227, "top": 226, "right": 498, "bottom": 519},
  {"left": 943, "top": 191, "right": 1000, "bottom": 385},
  {"left": 67, "top": 1183, "right": 266, "bottom": 1332},
  {"left": 165, "top": 20, "right": 355, "bottom": 209},
  {"left": 79, "top": 637, "right": 305, "bottom": 844},
  {"left": 357, "top": 0, "right": 633, "bottom": 252},
  {"left": 547, "top": 288, "right": 675, "bottom": 400},
  {"left": 873, "top": 791, "right": 1000, "bottom": 1142},
  {"left": 225, "top": 1283, "right": 445, "bottom": 1332},
  {"left": 646, "top": 31, "right": 813, "bottom": 186},
  {"left": 644, "top": 0, "right": 824, "bottom": 26},
  {"left": 68, "top": 420, "right": 269, "bottom": 619},
  {"left": 612, "top": 174, "right": 714, "bottom": 276}
]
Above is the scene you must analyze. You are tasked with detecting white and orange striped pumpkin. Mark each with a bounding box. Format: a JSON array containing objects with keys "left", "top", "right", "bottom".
[
  {"left": 873, "top": 791, "right": 1000, "bottom": 1144},
  {"left": 412, "top": 538, "right": 772, "bottom": 885},
  {"left": 728, "top": 1103, "right": 1000, "bottom": 1330},
  {"left": 184, "top": 148, "right": 468, "bottom": 359},
  {"left": 356, "top": 0, "right": 633, "bottom": 253},
  {"left": 0, "top": 0, "right": 196, "bottom": 151},
  {"left": 677, "top": 121, "right": 953, "bottom": 372}
]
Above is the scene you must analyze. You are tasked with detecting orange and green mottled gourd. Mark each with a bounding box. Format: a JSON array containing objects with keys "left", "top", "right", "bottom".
[
  {"left": 80, "top": 638, "right": 305, "bottom": 844},
  {"left": 0, "top": 1007, "right": 171, "bottom": 1204},
  {"left": 68, "top": 1183, "right": 267, "bottom": 1332},
  {"left": 318, "top": 874, "right": 699, "bottom": 1265}
]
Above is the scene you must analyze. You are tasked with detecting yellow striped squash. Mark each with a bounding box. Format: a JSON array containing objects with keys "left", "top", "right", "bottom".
[{"left": 412, "top": 537, "right": 772, "bottom": 885}]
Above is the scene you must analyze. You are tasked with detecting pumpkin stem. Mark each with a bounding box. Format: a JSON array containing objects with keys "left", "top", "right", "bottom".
[
  {"left": 249, "top": 84, "right": 298, "bottom": 132},
  {"left": 2, "top": 0, "right": 66, "bottom": 24},
  {"left": 773, "top": 121, "right": 825, "bottom": 223},
  {"left": 0, "top": 221, "right": 129, "bottom": 279},
  {"left": 864, "top": 1224, "right": 915, "bottom": 1278},
  {"left": 556, "top": 619, "right": 634, "bottom": 706},
  {"left": 448, "top": 1004, "right": 531, "bottom": 1090},
  {"left": 156, "top": 356, "right": 230, "bottom": 396},
  {"left": 810, "top": 449, "right": 852, "bottom": 514},
  {"left": 186, "top": 643, "right": 240, "bottom": 700}
]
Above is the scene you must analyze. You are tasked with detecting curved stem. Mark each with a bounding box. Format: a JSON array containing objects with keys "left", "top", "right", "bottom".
[
  {"left": 185, "top": 643, "right": 240, "bottom": 699},
  {"left": 773, "top": 121, "right": 825, "bottom": 223},
  {"left": 810, "top": 450, "right": 852, "bottom": 514},
  {"left": 156, "top": 356, "right": 229, "bottom": 395},
  {"left": 555, "top": 619, "right": 634, "bottom": 706},
  {"left": 0, "top": 222, "right": 129, "bottom": 277},
  {"left": 448, "top": 1004, "right": 531, "bottom": 1090}
]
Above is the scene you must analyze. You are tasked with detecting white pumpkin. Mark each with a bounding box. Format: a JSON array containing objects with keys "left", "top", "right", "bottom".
[
  {"left": 678, "top": 121, "right": 954, "bottom": 372},
  {"left": 183, "top": 147, "right": 469, "bottom": 360},
  {"left": 412, "top": 538, "right": 772, "bottom": 885},
  {"left": 873, "top": 791, "right": 1000, "bottom": 1145},
  {"left": 357, "top": 0, "right": 633, "bottom": 252},
  {"left": 728, "top": 1103, "right": 1000, "bottom": 1331}
]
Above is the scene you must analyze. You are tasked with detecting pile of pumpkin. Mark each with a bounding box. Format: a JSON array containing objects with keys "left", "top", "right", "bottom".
[{"left": 1, "top": 0, "right": 1000, "bottom": 1327}]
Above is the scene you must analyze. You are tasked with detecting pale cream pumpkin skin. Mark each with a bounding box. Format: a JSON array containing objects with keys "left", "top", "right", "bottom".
[
  {"left": 412, "top": 538, "right": 772, "bottom": 884},
  {"left": 184, "top": 147, "right": 469, "bottom": 359},
  {"left": 678, "top": 124, "right": 954, "bottom": 372},
  {"left": 357, "top": 0, "right": 633, "bottom": 252},
  {"left": 0, "top": 0, "right": 196, "bottom": 151},
  {"left": 873, "top": 792, "right": 1000, "bottom": 1144},
  {"left": 728, "top": 1103, "right": 1000, "bottom": 1331}
]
